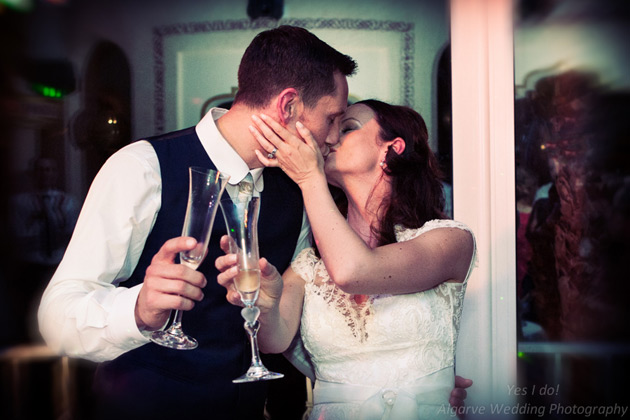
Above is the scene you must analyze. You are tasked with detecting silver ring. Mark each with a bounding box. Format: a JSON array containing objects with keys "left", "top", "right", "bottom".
[{"left": 267, "top": 148, "right": 277, "bottom": 159}]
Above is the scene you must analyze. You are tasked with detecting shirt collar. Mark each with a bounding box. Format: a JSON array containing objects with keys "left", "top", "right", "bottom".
[{"left": 195, "top": 107, "right": 264, "bottom": 192}]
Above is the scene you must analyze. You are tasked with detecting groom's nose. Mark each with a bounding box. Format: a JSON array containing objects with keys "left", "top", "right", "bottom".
[{"left": 325, "top": 123, "right": 341, "bottom": 148}]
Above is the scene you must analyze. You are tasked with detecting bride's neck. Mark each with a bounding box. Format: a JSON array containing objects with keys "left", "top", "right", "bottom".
[
  {"left": 346, "top": 207, "right": 372, "bottom": 245},
  {"left": 344, "top": 176, "right": 390, "bottom": 248},
  {"left": 346, "top": 202, "right": 384, "bottom": 249}
]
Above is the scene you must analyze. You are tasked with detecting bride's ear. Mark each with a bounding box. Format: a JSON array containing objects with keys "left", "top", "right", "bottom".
[
  {"left": 276, "top": 88, "right": 300, "bottom": 126},
  {"left": 389, "top": 137, "right": 406, "bottom": 155}
]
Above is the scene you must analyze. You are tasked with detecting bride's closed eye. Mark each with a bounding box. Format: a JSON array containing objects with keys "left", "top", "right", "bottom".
[{"left": 340, "top": 121, "right": 360, "bottom": 135}]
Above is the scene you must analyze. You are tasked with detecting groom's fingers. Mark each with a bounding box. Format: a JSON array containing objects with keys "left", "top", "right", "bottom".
[{"left": 152, "top": 237, "right": 197, "bottom": 265}]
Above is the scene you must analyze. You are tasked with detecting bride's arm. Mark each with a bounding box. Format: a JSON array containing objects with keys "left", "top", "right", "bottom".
[
  {"left": 291, "top": 166, "right": 473, "bottom": 295},
  {"left": 256, "top": 265, "right": 305, "bottom": 353},
  {"left": 251, "top": 116, "right": 474, "bottom": 295}
]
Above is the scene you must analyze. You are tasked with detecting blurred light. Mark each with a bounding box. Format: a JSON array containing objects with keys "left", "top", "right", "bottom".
[
  {"left": 26, "top": 60, "right": 76, "bottom": 97},
  {"left": 0, "top": 0, "right": 33, "bottom": 12},
  {"left": 32, "top": 83, "right": 66, "bottom": 98}
]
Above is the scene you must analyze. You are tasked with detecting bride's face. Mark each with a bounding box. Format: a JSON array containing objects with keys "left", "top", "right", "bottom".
[{"left": 324, "top": 103, "right": 384, "bottom": 187}]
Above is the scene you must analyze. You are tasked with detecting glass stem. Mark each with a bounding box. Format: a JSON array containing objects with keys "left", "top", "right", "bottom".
[
  {"left": 168, "top": 309, "right": 185, "bottom": 336},
  {"left": 246, "top": 321, "right": 264, "bottom": 368}
]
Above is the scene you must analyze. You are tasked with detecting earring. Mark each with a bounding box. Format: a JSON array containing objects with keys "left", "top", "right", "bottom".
[{"left": 380, "top": 161, "right": 385, "bottom": 168}]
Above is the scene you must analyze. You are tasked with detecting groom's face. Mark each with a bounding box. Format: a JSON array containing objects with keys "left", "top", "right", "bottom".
[{"left": 297, "top": 72, "right": 349, "bottom": 157}]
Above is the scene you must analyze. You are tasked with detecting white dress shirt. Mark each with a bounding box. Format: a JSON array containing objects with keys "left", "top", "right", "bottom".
[{"left": 38, "top": 108, "right": 311, "bottom": 362}]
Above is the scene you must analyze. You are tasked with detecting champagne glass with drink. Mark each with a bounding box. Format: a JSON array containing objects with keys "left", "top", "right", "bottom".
[
  {"left": 151, "top": 166, "right": 229, "bottom": 350},
  {"left": 220, "top": 195, "right": 284, "bottom": 382}
]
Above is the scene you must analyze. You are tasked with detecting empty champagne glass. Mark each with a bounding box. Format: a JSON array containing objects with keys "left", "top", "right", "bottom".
[
  {"left": 220, "top": 195, "right": 284, "bottom": 382},
  {"left": 151, "top": 167, "right": 229, "bottom": 350}
]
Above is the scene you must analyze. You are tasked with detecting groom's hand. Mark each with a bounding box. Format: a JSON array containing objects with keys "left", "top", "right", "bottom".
[
  {"left": 135, "top": 237, "right": 207, "bottom": 331},
  {"left": 450, "top": 375, "right": 473, "bottom": 419}
]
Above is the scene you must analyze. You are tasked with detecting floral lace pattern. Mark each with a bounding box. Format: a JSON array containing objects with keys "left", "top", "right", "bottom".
[
  {"left": 291, "top": 219, "right": 476, "bottom": 389},
  {"left": 292, "top": 247, "right": 376, "bottom": 342}
]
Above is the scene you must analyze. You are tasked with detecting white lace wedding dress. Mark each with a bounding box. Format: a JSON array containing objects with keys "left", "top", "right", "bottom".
[{"left": 291, "top": 219, "right": 476, "bottom": 420}]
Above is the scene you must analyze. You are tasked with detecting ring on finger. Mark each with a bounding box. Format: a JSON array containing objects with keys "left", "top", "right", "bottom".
[{"left": 267, "top": 148, "right": 278, "bottom": 159}]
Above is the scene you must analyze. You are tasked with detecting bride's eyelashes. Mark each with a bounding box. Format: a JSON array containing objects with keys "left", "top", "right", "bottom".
[{"left": 340, "top": 123, "right": 360, "bottom": 135}]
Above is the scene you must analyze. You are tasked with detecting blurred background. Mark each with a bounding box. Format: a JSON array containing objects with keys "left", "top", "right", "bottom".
[
  {"left": 0, "top": 0, "right": 628, "bottom": 419},
  {"left": 512, "top": 0, "right": 630, "bottom": 418}
]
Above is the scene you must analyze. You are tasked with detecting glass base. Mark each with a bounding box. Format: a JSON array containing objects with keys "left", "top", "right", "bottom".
[
  {"left": 233, "top": 366, "right": 284, "bottom": 383},
  {"left": 151, "top": 330, "right": 198, "bottom": 350}
]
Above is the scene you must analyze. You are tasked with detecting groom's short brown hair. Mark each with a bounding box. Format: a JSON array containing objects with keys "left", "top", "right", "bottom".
[{"left": 234, "top": 25, "right": 356, "bottom": 109}]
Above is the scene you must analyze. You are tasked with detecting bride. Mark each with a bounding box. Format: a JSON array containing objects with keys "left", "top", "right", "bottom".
[{"left": 218, "top": 99, "right": 476, "bottom": 419}]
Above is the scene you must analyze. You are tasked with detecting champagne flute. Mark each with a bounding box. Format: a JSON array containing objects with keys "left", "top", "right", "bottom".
[
  {"left": 220, "top": 195, "right": 284, "bottom": 382},
  {"left": 151, "top": 167, "right": 229, "bottom": 350}
]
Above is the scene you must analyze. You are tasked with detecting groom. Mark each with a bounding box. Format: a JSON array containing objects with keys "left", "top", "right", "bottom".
[
  {"left": 39, "top": 25, "right": 355, "bottom": 420},
  {"left": 38, "top": 25, "right": 470, "bottom": 419}
]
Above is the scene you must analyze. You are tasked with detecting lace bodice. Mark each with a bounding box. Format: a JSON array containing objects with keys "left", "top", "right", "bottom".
[{"left": 291, "top": 219, "right": 476, "bottom": 389}]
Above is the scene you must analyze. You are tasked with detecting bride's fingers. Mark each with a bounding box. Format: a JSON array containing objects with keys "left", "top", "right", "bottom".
[
  {"left": 250, "top": 116, "right": 288, "bottom": 162},
  {"left": 249, "top": 124, "right": 284, "bottom": 168},
  {"left": 254, "top": 149, "right": 279, "bottom": 167},
  {"left": 258, "top": 113, "right": 306, "bottom": 147},
  {"left": 251, "top": 114, "right": 284, "bottom": 147},
  {"left": 295, "top": 121, "right": 319, "bottom": 150},
  {"left": 248, "top": 124, "right": 277, "bottom": 154}
]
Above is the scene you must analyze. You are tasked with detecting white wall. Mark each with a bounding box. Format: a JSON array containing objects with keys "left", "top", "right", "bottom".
[
  {"left": 66, "top": 0, "right": 448, "bottom": 132},
  {"left": 58, "top": 0, "right": 448, "bottom": 195}
]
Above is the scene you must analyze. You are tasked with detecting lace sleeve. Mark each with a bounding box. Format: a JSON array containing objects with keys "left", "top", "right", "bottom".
[
  {"left": 395, "top": 219, "right": 477, "bottom": 285},
  {"left": 402, "top": 220, "right": 477, "bottom": 351},
  {"left": 290, "top": 247, "right": 318, "bottom": 284}
]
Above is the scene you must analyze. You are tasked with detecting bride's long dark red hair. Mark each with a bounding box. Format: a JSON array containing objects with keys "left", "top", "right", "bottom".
[{"left": 334, "top": 99, "right": 446, "bottom": 246}]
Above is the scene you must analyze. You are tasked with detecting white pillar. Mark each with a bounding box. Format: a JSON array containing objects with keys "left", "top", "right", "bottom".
[{"left": 451, "top": 0, "right": 517, "bottom": 415}]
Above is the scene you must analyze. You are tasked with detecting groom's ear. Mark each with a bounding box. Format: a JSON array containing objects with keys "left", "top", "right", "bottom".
[{"left": 276, "top": 88, "right": 300, "bottom": 126}]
